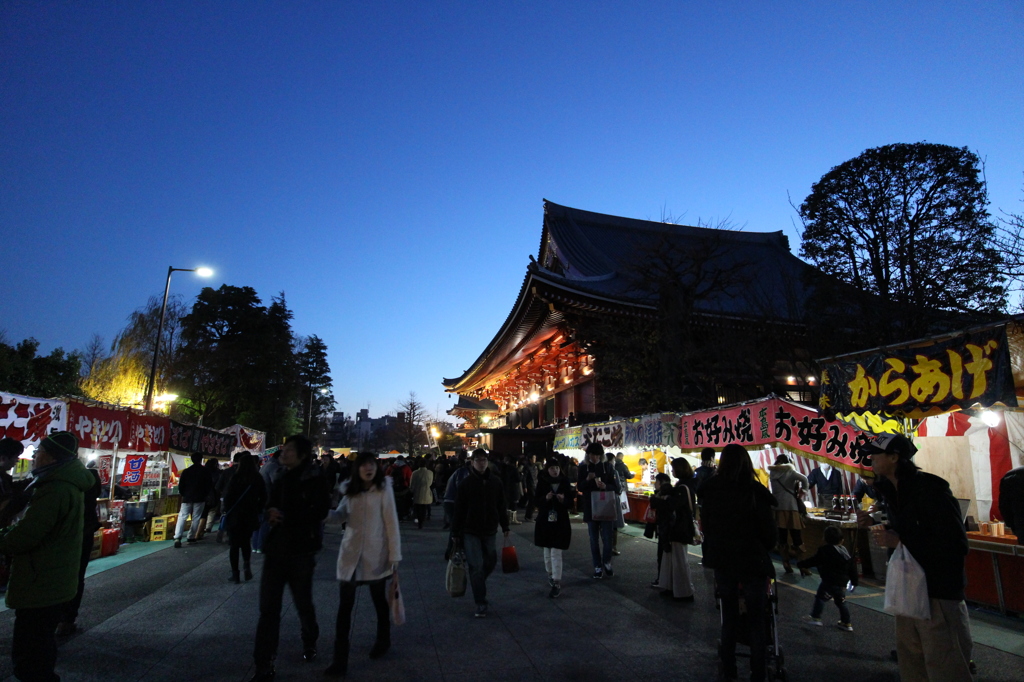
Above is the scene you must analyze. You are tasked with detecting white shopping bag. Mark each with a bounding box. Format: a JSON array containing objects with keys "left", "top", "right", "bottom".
[{"left": 883, "top": 543, "right": 931, "bottom": 620}]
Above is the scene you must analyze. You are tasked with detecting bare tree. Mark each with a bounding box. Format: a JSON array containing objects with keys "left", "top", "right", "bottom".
[
  {"left": 79, "top": 333, "right": 108, "bottom": 378},
  {"left": 396, "top": 392, "right": 428, "bottom": 456}
]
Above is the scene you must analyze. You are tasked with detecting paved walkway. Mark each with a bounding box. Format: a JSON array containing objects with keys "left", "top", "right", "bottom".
[{"left": 0, "top": 512, "right": 1021, "bottom": 681}]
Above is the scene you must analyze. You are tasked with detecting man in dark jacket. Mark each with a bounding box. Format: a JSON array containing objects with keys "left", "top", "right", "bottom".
[
  {"left": 452, "top": 448, "right": 509, "bottom": 618},
  {"left": 577, "top": 442, "right": 621, "bottom": 579},
  {"left": 250, "top": 435, "right": 331, "bottom": 682},
  {"left": 693, "top": 447, "right": 716, "bottom": 498},
  {"left": 998, "top": 466, "right": 1024, "bottom": 544},
  {"left": 860, "top": 433, "right": 972, "bottom": 682},
  {"left": 174, "top": 453, "right": 213, "bottom": 548},
  {"left": 0, "top": 431, "right": 96, "bottom": 682}
]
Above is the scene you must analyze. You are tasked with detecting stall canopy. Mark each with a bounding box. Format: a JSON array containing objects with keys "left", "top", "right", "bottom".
[{"left": 220, "top": 424, "right": 266, "bottom": 456}]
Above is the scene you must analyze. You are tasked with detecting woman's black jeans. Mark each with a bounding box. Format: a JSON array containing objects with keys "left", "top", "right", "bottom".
[
  {"left": 715, "top": 568, "right": 768, "bottom": 682},
  {"left": 333, "top": 578, "right": 389, "bottom": 668},
  {"left": 229, "top": 531, "right": 251, "bottom": 572}
]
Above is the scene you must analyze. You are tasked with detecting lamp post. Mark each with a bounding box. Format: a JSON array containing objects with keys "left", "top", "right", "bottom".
[
  {"left": 144, "top": 266, "right": 213, "bottom": 411},
  {"left": 307, "top": 386, "right": 329, "bottom": 438}
]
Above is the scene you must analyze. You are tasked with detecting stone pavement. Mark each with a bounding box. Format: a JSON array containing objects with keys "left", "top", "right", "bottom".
[{"left": 0, "top": 511, "right": 1021, "bottom": 682}]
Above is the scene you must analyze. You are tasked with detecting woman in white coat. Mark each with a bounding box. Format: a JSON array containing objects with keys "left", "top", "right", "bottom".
[{"left": 325, "top": 452, "right": 402, "bottom": 678}]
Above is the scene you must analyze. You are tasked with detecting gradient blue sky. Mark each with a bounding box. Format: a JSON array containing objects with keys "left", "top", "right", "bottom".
[{"left": 3, "top": 2, "right": 1022, "bottom": 423}]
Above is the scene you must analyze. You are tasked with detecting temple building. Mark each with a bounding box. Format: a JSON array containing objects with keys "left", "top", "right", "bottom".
[{"left": 443, "top": 200, "right": 974, "bottom": 434}]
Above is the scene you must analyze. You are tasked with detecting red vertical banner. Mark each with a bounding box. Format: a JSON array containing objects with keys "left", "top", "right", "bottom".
[
  {"left": 96, "top": 455, "right": 113, "bottom": 485},
  {"left": 121, "top": 454, "right": 148, "bottom": 486}
]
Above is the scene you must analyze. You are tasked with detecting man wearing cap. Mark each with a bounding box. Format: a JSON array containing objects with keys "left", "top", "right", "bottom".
[
  {"left": 859, "top": 433, "right": 972, "bottom": 682},
  {"left": 451, "top": 448, "right": 509, "bottom": 618},
  {"left": 0, "top": 431, "right": 96, "bottom": 682}
]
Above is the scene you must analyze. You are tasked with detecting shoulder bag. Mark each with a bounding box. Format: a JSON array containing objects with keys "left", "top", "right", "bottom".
[{"left": 684, "top": 487, "right": 703, "bottom": 545}]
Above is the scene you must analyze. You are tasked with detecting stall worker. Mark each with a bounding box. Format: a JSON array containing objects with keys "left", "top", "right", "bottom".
[
  {"left": 807, "top": 462, "right": 844, "bottom": 509},
  {"left": 0, "top": 432, "right": 96, "bottom": 682}
]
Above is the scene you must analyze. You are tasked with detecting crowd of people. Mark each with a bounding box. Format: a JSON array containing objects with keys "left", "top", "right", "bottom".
[{"left": 0, "top": 429, "right": 1017, "bottom": 682}]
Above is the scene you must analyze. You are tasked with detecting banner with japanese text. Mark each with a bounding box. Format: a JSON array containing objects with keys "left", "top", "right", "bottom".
[
  {"left": 67, "top": 401, "right": 129, "bottom": 451},
  {"left": 623, "top": 413, "right": 682, "bottom": 450},
  {"left": 553, "top": 426, "right": 581, "bottom": 451},
  {"left": 121, "top": 454, "right": 148, "bottom": 486},
  {"left": 581, "top": 421, "right": 625, "bottom": 450},
  {"left": 678, "top": 397, "right": 872, "bottom": 472},
  {"left": 0, "top": 392, "right": 67, "bottom": 449},
  {"left": 169, "top": 420, "right": 235, "bottom": 457},
  {"left": 96, "top": 455, "right": 113, "bottom": 485},
  {"left": 820, "top": 326, "right": 1017, "bottom": 419},
  {"left": 127, "top": 412, "right": 169, "bottom": 452}
]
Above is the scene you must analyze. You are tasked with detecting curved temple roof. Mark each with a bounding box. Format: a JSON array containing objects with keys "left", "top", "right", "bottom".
[{"left": 443, "top": 200, "right": 820, "bottom": 395}]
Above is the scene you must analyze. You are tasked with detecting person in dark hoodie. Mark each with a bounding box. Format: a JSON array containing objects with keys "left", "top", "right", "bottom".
[
  {"left": 798, "top": 525, "right": 858, "bottom": 631},
  {"left": 533, "top": 457, "right": 576, "bottom": 598},
  {"left": 859, "top": 433, "right": 972, "bottom": 682},
  {"left": 700, "top": 444, "right": 777, "bottom": 682},
  {"left": 249, "top": 435, "right": 331, "bottom": 682},
  {"left": 0, "top": 431, "right": 96, "bottom": 682},
  {"left": 451, "top": 448, "right": 509, "bottom": 618}
]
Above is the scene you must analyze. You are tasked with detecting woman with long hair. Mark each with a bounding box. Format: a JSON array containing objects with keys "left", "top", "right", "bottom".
[
  {"left": 222, "top": 454, "right": 267, "bottom": 583},
  {"left": 325, "top": 452, "right": 402, "bottom": 678},
  {"left": 701, "top": 444, "right": 778, "bottom": 682}
]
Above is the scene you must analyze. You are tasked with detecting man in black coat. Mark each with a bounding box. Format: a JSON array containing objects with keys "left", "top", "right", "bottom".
[
  {"left": 860, "top": 433, "right": 972, "bottom": 682},
  {"left": 249, "top": 435, "right": 331, "bottom": 682},
  {"left": 174, "top": 453, "right": 213, "bottom": 548},
  {"left": 452, "top": 449, "right": 509, "bottom": 618}
]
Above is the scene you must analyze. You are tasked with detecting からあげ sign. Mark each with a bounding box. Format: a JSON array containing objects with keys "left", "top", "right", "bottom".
[{"left": 819, "top": 326, "right": 1017, "bottom": 419}]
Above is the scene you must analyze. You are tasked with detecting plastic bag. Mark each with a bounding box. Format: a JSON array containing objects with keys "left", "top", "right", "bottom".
[
  {"left": 590, "top": 491, "right": 618, "bottom": 521},
  {"left": 884, "top": 543, "right": 931, "bottom": 620},
  {"left": 446, "top": 550, "right": 467, "bottom": 597},
  {"left": 501, "top": 543, "right": 520, "bottom": 573},
  {"left": 388, "top": 570, "right": 406, "bottom": 625}
]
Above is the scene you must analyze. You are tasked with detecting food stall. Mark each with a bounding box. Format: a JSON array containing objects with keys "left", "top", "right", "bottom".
[
  {"left": 554, "top": 414, "right": 687, "bottom": 522},
  {"left": 819, "top": 319, "right": 1024, "bottom": 607}
]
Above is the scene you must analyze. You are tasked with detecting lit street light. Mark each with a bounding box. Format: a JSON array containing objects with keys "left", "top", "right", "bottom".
[
  {"left": 307, "top": 386, "right": 330, "bottom": 437},
  {"left": 144, "top": 266, "right": 213, "bottom": 411}
]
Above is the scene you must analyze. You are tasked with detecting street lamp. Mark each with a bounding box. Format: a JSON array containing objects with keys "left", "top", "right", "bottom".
[
  {"left": 307, "top": 386, "right": 329, "bottom": 437},
  {"left": 144, "top": 266, "right": 213, "bottom": 411}
]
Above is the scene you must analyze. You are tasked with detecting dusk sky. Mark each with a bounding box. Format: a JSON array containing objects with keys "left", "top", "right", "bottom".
[{"left": 2, "top": 2, "right": 1022, "bottom": 423}]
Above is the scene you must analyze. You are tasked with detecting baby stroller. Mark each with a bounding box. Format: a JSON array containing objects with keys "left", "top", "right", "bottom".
[{"left": 715, "top": 575, "right": 786, "bottom": 681}]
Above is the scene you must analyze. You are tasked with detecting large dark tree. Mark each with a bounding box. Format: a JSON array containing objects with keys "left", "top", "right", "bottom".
[
  {"left": 297, "top": 334, "right": 334, "bottom": 439},
  {"left": 173, "top": 286, "right": 301, "bottom": 443},
  {"left": 798, "top": 143, "right": 1005, "bottom": 335},
  {"left": 0, "top": 336, "right": 81, "bottom": 397}
]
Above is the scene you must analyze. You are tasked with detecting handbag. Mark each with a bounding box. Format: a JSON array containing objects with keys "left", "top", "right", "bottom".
[
  {"left": 501, "top": 541, "right": 520, "bottom": 573},
  {"left": 643, "top": 504, "right": 657, "bottom": 524},
  {"left": 684, "top": 487, "right": 703, "bottom": 545},
  {"left": 884, "top": 543, "right": 931, "bottom": 620},
  {"left": 446, "top": 550, "right": 467, "bottom": 597},
  {"left": 388, "top": 570, "right": 406, "bottom": 625},
  {"left": 590, "top": 490, "right": 618, "bottom": 521},
  {"left": 218, "top": 484, "right": 252, "bottom": 532},
  {"left": 778, "top": 480, "right": 808, "bottom": 516}
]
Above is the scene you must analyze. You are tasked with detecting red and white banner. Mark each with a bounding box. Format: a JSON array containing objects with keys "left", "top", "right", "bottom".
[
  {"left": 220, "top": 424, "right": 266, "bottom": 455},
  {"left": 918, "top": 411, "right": 1022, "bottom": 522},
  {"left": 96, "top": 454, "right": 113, "bottom": 485},
  {"left": 120, "top": 454, "right": 148, "bottom": 487},
  {"left": 67, "top": 401, "right": 130, "bottom": 451},
  {"left": 679, "top": 396, "right": 872, "bottom": 473},
  {"left": 0, "top": 392, "right": 67, "bottom": 449},
  {"left": 126, "top": 412, "right": 169, "bottom": 452}
]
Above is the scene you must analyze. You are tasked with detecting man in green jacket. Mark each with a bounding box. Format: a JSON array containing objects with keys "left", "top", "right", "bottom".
[{"left": 0, "top": 431, "right": 95, "bottom": 682}]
